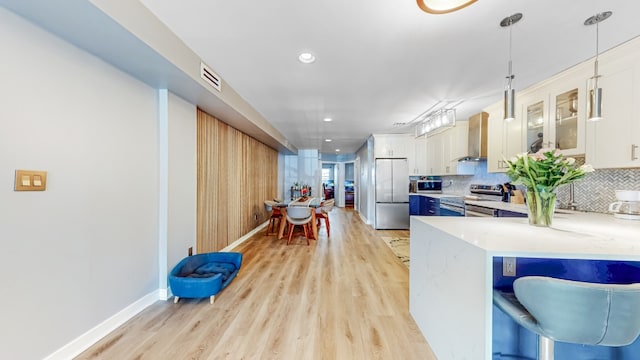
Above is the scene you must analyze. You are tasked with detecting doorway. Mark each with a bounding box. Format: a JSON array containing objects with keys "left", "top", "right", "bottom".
[
  {"left": 344, "top": 162, "right": 355, "bottom": 208},
  {"left": 321, "top": 163, "right": 337, "bottom": 201}
]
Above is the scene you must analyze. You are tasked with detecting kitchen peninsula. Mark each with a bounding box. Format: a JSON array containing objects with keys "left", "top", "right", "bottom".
[{"left": 410, "top": 213, "right": 640, "bottom": 359}]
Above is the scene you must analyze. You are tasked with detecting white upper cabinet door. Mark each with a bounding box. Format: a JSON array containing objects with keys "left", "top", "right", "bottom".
[
  {"left": 449, "top": 121, "right": 469, "bottom": 161},
  {"left": 522, "top": 91, "right": 549, "bottom": 155},
  {"left": 373, "top": 134, "right": 412, "bottom": 158},
  {"left": 426, "top": 132, "right": 443, "bottom": 175},
  {"left": 487, "top": 102, "right": 505, "bottom": 172},
  {"left": 487, "top": 101, "right": 523, "bottom": 173},
  {"left": 442, "top": 122, "right": 473, "bottom": 175},
  {"left": 412, "top": 136, "right": 428, "bottom": 175},
  {"left": 586, "top": 57, "right": 640, "bottom": 168},
  {"left": 546, "top": 70, "right": 588, "bottom": 156}
]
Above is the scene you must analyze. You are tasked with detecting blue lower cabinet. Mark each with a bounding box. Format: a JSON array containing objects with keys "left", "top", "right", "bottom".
[
  {"left": 409, "top": 195, "right": 421, "bottom": 215},
  {"left": 421, "top": 196, "right": 439, "bottom": 216}
]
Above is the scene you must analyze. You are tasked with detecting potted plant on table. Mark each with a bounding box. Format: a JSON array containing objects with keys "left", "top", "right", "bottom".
[{"left": 504, "top": 150, "right": 594, "bottom": 227}]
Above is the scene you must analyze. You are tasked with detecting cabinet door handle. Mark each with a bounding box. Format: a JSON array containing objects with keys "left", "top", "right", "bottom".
[{"left": 633, "top": 144, "right": 639, "bottom": 161}]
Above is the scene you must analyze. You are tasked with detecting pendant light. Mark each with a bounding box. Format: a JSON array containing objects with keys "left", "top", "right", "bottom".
[
  {"left": 584, "top": 11, "right": 612, "bottom": 122},
  {"left": 500, "top": 13, "right": 522, "bottom": 122}
]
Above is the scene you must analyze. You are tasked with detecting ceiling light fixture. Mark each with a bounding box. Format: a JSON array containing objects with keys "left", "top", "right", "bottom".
[
  {"left": 335, "top": 149, "right": 341, "bottom": 152},
  {"left": 500, "top": 13, "right": 522, "bottom": 122},
  {"left": 322, "top": 117, "right": 333, "bottom": 122},
  {"left": 325, "top": 139, "right": 332, "bottom": 142},
  {"left": 298, "top": 52, "right": 316, "bottom": 64},
  {"left": 584, "top": 11, "right": 612, "bottom": 122},
  {"left": 416, "top": 0, "right": 477, "bottom": 14},
  {"left": 415, "top": 108, "right": 456, "bottom": 137}
]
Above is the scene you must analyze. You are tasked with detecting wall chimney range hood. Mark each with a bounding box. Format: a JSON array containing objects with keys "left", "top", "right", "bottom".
[{"left": 459, "top": 111, "right": 488, "bottom": 161}]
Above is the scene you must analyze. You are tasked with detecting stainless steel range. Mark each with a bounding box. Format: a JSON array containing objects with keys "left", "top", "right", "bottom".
[
  {"left": 464, "top": 183, "right": 527, "bottom": 218},
  {"left": 465, "top": 184, "right": 503, "bottom": 217},
  {"left": 468, "top": 184, "right": 503, "bottom": 198}
]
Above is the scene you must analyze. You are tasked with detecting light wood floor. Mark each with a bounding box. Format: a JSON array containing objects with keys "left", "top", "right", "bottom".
[{"left": 77, "top": 207, "right": 436, "bottom": 360}]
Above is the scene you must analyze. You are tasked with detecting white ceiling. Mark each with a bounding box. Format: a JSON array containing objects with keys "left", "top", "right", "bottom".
[{"left": 140, "top": 1, "right": 640, "bottom": 154}]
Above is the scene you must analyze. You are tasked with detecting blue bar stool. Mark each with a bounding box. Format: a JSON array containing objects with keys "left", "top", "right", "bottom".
[{"left": 494, "top": 276, "right": 640, "bottom": 360}]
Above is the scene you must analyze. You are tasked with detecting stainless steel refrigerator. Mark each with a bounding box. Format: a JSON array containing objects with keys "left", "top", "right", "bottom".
[{"left": 375, "top": 158, "right": 410, "bottom": 229}]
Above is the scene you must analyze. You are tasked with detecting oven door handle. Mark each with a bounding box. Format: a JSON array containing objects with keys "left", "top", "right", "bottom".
[
  {"left": 465, "top": 209, "right": 494, "bottom": 217},
  {"left": 464, "top": 204, "right": 498, "bottom": 217}
]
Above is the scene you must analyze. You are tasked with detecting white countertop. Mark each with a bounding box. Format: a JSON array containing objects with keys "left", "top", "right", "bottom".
[{"left": 413, "top": 213, "right": 640, "bottom": 259}]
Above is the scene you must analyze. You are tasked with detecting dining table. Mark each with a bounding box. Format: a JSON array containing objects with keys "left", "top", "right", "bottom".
[{"left": 275, "top": 197, "right": 322, "bottom": 241}]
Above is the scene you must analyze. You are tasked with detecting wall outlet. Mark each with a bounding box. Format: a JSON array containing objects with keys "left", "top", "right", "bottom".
[
  {"left": 503, "top": 257, "right": 516, "bottom": 277},
  {"left": 188, "top": 247, "right": 193, "bottom": 256}
]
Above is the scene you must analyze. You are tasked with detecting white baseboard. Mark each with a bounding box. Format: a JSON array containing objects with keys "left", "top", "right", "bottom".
[
  {"left": 44, "top": 290, "right": 160, "bottom": 360},
  {"left": 159, "top": 287, "right": 171, "bottom": 301},
  {"left": 358, "top": 212, "right": 369, "bottom": 225},
  {"left": 220, "top": 221, "right": 268, "bottom": 252},
  {"left": 46, "top": 223, "right": 269, "bottom": 359}
]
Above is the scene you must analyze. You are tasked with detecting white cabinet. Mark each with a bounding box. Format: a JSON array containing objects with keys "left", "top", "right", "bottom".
[
  {"left": 487, "top": 102, "right": 523, "bottom": 173},
  {"left": 586, "top": 55, "right": 640, "bottom": 168},
  {"left": 425, "top": 133, "right": 443, "bottom": 175},
  {"left": 410, "top": 136, "right": 429, "bottom": 175},
  {"left": 442, "top": 121, "right": 473, "bottom": 175},
  {"left": 373, "top": 134, "right": 411, "bottom": 158},
  {"left": 422, "top": 122, "right": 473, "bottom": 176},
  {"left": 521, "top": 73, "right": 587, "bottom": 157}
]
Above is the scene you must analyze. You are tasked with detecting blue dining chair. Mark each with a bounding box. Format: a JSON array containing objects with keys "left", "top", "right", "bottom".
[{"left": 494, "top": 276, "right": 640, "bottom": 360}]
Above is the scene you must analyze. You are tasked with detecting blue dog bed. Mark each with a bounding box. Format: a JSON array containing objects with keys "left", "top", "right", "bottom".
[{"left": 169, "top": 252, "right": 242, "bottom": 304}]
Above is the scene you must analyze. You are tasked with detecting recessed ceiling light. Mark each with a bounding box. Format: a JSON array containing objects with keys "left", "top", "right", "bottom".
[
  {"left": 325, "top": 139, "right": 332, "bottom": 142},
  {"left": 298, "top": 52, "right": 316, "bottom": 64},
  {"left": 323, "top": 117, "right": 333, "bottom": 122},
  {"left": 335, "top": 149, "right": 341, "bottom": 152}
]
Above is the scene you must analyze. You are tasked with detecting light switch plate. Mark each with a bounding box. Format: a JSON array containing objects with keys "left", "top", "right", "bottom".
[{"left": 15, "top": 170, "right": 47, "bottom": 191}]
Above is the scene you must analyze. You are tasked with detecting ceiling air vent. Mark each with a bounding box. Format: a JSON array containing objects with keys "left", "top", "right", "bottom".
[{"left": 200, "top": 62, "right": 222, "bottom": 92}]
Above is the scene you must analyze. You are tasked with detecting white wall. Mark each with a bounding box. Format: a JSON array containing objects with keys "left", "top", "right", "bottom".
[
  {"left": 356, "top": 138, "right": 374, "bottom": 224},
  {"left": 283, "top": 149, "right": 320, "bottom": 200},
  {"left": 0, "top": 8, "right": 198, "bottom": 359},
  {"left": 166, "top": 92, "right": 197, "bottom": 280}
]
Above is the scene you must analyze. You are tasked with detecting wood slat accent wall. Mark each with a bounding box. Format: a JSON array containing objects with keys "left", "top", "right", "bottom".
[{"left": 197, "top": 109, "right": 278, "bottom": 253}]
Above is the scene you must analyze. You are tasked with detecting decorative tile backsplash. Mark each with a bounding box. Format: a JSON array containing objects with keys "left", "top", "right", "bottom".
[
  {"left": 439, "top": 160, "right": 640, "bottom": 214},
  {"left": 556, "top": 168, "right": 640, "bottom": 213}
]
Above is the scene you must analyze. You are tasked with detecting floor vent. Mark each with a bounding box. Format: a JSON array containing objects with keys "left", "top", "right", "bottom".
[{"left": 200, "top": 62, "right": 222, "bottom": 92}]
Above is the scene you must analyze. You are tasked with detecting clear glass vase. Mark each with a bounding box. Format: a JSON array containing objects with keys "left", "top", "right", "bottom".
[{"left": 525, "top": 189, "right": 556, "bottom": 227}]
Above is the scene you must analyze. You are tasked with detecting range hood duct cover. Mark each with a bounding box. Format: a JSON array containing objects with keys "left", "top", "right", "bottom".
[{"left": 460, "top": 111, "right": 488, "bottom": 161}]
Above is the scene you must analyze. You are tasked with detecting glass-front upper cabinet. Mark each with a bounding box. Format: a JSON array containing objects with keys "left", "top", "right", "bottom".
[
  {"left": 549, "top": 79, "right": 586, "bottom": 155},
  {"left": 554, "top": 89, "right": 579, "bottom": 151},
  {"left": 526, "top": 100, "right": 545, "bottom": 154},
  {"left": 520, "top": 76, "right": 586, "bottom": 156}
]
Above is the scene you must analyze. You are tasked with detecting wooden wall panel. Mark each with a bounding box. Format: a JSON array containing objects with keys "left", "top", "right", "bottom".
[{"left": 197, "top": 109, "right": 278, "bottom": 253}]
